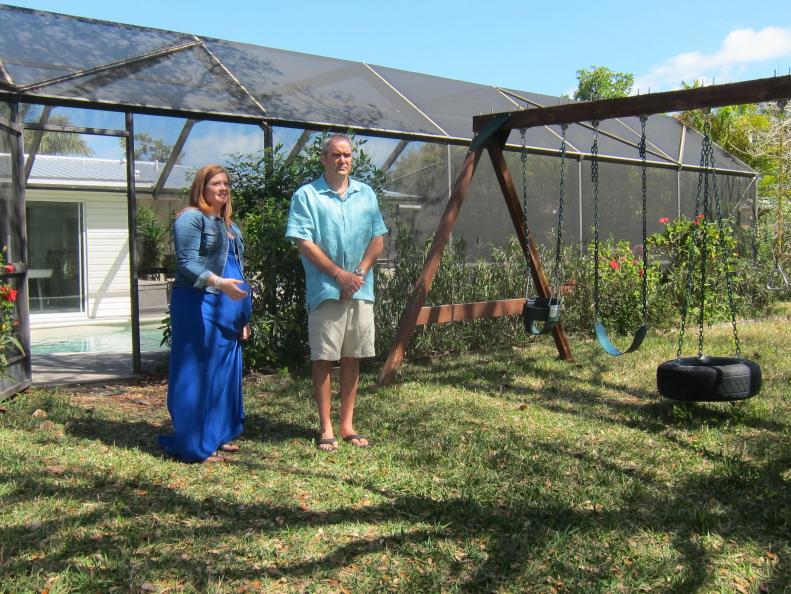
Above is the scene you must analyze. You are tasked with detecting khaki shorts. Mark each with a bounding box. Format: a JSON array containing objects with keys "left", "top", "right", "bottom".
[{"left": 308, "top": 299, "right": 375, "bottom": 361}]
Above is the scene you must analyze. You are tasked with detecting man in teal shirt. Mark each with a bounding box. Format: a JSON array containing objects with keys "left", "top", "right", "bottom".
[{"left": 286, "top": 134, "right": 388, "bottom": 451}]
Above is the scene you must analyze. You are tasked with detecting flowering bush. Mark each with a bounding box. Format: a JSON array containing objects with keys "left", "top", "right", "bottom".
[
  {"left": 647, "top": 214, "right": 743, "bottom": 323},
  {"left": 557, "top": 239, "right": 671, "bottom": 335},
  {"left": 0, "top": 246, "right": 24, "bottom": 377}
]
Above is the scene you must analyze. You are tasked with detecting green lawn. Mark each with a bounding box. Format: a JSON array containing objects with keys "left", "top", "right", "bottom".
[{"left": 1, "top": 309, "right": 789, "bottom": 593}]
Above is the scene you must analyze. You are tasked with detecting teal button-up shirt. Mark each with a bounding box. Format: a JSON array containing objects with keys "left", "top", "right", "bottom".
[{"left": 285, "top": 175, "right": 388, "bottom": 312}]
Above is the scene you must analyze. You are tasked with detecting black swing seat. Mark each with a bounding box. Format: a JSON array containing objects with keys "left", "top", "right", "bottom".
[
  {"left": 522, "top": 297, "right": 560, "bottom": 335},
  {"left": 657, "top": 356, "right": 762, "bottom": 402}
]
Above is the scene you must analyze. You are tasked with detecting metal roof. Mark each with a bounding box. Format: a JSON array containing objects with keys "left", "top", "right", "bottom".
[
  {"left": 0, "top": 4, "right": 755, "bottom": 175},
  {"left": 1, "top": 153, "right": 191, "bottom": 189}
]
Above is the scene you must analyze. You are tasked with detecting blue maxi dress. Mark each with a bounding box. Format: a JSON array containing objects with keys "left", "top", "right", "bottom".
[{"left": 159, "top": 243, "right": 252, "bottom": 462}]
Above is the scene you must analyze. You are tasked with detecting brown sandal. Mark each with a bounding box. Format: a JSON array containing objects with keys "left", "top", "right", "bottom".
[
  {"left": 342, "top": 434, "right": 370, "bottom": 448},
  {"left": 219, "top": 443, "right": 240, "bottom": 453},
  {"left": 316, "top": 437, "right": 338, "bottom": 452}
]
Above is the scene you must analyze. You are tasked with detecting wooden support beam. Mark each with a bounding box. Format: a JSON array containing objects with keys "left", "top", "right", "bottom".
[
  {"left": 486, "top": 136, "right": 572, "bottom": 360},
  {"left": 378, "top": 147, "right": 483, "bottom": 385},
  {"left": 474, "top": 75, "right": 791, "bottom": 132},
  {"left": 416, "top": 298, "right": 525, "bottom": 325}
]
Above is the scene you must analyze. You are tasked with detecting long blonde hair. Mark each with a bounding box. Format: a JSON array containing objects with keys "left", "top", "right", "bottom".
[{"left": 189, "top": 164, "right": 233, "bottom": 227}]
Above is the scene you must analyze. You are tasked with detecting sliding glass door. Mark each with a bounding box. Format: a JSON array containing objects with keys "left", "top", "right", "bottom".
[{"left": 26, "top": 201, "right": 85, "bottom": 313}]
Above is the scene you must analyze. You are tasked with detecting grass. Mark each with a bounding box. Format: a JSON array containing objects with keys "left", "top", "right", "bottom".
[{"left": 1, "top": 306, "right": 790, "bottom": 593}]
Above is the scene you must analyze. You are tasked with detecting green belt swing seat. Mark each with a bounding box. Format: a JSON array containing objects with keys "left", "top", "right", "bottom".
[{"left": 589, "top": 118, "right": 650, "bottom": 356}]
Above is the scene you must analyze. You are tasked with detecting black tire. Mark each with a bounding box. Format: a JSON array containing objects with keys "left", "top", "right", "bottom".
[{"left": 656, "top": 356, "right": 762, "bottom": 402}]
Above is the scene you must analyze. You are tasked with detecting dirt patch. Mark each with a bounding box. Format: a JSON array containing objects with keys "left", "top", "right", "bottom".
[{"left": 64, "top": 376, "right": 168, "bottom": 414}]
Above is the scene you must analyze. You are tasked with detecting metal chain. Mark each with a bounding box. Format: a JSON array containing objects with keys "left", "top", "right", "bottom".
[
  {"left": 639, "top": 116, "right": 648, "bottom": 322},
  {"left": 710, "top": 139, "right": 742, "bottom": 356},
  {"left": 676, "top": 131, "right": 707, "bottom": 359},
  {"left": 591, "top": 121, "right": 601, "bottom": 318},
  {"left": 520, "top": 128, "right": 533, "bottom": 298},
  {"left": 554, "top": 124, "right": 568, "bottom": 297},
  {"left": 696, "top": 138, "right": 711, "bottom": 358}
]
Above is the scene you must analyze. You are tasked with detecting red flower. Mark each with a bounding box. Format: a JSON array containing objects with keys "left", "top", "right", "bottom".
[
  {"left": 0, "top": 285, "right": 16, "bottom": 302},
  {"left": 639, "top": 268, "right": 645, "bottom": 277},
  {"left": 2, "top": 264, "right": 13, "bottom": 273},
  {"left": 608, "top": 259, "right": 620, "bottom": 270},
  {"left": 658, "top": 217, "right": 669, "bottom": 224},
  {"left": 693, "top": 219, "right": 701, "bottom": 226}
]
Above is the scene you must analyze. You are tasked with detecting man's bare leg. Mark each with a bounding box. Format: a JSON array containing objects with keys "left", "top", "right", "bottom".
[
  {"left": 339, "top": 357, "right": 368, "bottom": 446},
  {"left": 312, "top": 360, "right": 337, "bottom": 451}
]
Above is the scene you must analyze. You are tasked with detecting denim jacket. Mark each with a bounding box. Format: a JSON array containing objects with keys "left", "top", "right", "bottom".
[{"left": 172, "top": 208, "right": 245, "bottom": 293}]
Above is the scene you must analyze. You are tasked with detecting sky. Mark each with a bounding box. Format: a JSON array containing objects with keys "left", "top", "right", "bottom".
[{"left": 7, "top": 0, "right": 791, "bottom": 97}]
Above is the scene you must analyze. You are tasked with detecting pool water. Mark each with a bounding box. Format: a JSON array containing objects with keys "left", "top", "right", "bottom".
[{"left": 31, "top": 323, "right": 168, "bottom": 354}]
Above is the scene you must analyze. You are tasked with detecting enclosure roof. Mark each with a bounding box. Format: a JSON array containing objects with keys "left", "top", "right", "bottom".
[{"left": 0, "top": 4, "right": 754, "bottom": 174}]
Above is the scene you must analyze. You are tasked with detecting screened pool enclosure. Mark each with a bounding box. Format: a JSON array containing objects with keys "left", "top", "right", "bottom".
[{"left": 0, "top": 4, "right": 758, "bottom": 397}]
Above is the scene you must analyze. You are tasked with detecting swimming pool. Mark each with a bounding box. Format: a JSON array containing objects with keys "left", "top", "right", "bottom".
[{"left": 31, "top": 323, "right": 168, "bottom": 354}]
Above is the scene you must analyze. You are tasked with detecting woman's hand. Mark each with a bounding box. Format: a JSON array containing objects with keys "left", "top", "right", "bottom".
[
  {"left": 217, "top": 278, "right": 248, "bottom": 301},
  {"left": 239, "top": 324, "right": 251, "bottom": 341}
]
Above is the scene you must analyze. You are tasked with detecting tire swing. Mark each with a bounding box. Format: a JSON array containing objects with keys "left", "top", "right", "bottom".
[
  {"left": 518, "top": 126, "right": 563, "bottom": 335},
  {"left": 590, "top": 119, "right": 648, "bottom": 356},
  {"left": 656, "top": 132, "right": 762, "bottom": 402}
]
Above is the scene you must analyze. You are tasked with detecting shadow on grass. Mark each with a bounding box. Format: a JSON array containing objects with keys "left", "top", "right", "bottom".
[
  {"left": 5, "top": 342, "right": 789, "bottom": 592},
  {"left": 2, "top": 436, "right": 789, "bottom": 592},
  {"left": 66, "top": 415, "right": 317, "bottom": 457},
  {"left": 397, "top": 349, "right": 788, "bottom": 436}
]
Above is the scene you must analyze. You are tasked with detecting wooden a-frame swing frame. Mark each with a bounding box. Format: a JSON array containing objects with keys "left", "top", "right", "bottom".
[{"left": 379, "top": 74, "right": 791, "bottom": 385}]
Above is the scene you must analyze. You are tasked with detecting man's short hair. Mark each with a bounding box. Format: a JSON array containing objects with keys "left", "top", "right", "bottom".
[{"left": 321, "top": 134, "right": 352, "bottom": 155}]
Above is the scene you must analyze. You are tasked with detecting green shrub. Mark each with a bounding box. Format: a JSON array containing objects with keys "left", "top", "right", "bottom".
[
  {"left": 646, "top": 214, "right": 777, "bottom": 325},
  {"left": 373, "top": 213, "right": 776, "bottom": 361},
  {"left": 557, "top": 239, "right": 672, "bottom": 336},
  {"left": 136, "top": 206, "right": 170, "bottom": 275}
]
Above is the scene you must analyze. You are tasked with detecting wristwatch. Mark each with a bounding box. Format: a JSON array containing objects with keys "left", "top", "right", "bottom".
[{"left": 353, "top": 266, "right": 365, "bottom": 277}]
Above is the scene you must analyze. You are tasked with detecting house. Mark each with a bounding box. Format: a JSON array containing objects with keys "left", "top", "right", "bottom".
[{"left": 23, "top": 154, "right": 190, "bottom": 323}]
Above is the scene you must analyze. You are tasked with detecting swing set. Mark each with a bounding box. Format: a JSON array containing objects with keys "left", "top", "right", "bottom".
[{"left": 378, "top": 75, "right": 791, "bottom": 400}]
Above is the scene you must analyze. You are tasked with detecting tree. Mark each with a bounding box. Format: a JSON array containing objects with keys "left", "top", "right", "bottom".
[
  {"left": 126, "top": 132, "right": 182, "bottom": 163},
  {"left": 21, "top": 105, "right": 93, "bottom": 156},
  {"left": 573, "top": 66, "right": 634, "bottom": 101}
]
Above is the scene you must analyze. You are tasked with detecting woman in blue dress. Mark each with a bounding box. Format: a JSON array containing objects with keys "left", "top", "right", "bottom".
[{"left": 159, "top": 164, "right": 252, "bottom": 463}]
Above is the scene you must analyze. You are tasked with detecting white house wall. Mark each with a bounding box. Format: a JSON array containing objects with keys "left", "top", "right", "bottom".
[{"left": 27, "top": 189, "right": 130, "bottom": 322}]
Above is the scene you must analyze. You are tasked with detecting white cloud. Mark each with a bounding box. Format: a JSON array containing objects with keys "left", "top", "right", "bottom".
[{"left": 634, "top": 26, "right": 791, "bottom": 92}]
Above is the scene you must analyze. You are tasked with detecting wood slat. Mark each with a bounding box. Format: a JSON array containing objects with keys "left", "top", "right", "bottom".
[
  {"left": 474, "top": 75, "right": 791, "bottom": 132},
  {"left": 416, "top": 298, "right": 526, "bottom": 325}
]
